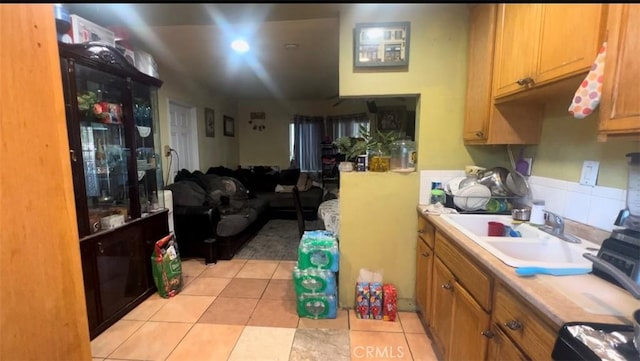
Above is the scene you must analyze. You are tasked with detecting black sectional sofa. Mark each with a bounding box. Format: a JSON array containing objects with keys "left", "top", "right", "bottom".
[{"left": 166, "top": 166, "right": 324, "bottom": 262}]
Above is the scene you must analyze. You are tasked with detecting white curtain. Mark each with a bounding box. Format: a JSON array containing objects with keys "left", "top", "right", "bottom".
[
  {"left": 292, "top": 114, "right": 324, "bottom": 172},
  {"left": 325, "top": 112, "right": 370, "bottom": 140}
]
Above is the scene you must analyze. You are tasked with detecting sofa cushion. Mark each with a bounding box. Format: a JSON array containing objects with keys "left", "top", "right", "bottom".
[
  {"left": 279, "top": 168, "right": 300, "bottom": 186},
  {"left": 165, "top": 181, "right": 207, "bottom": 207},
  {"left": 255, "top": 186, "right": 322, "bottom": 210},
  {"left": 248, "top": 197, "right": 269, "bottom": 215},
  {"left": 206, "top": 166, "right": 234, "bottom": 177},
  {"left": 216, "top": 208, "right": 257, "bottom": 237},
  {"left": 232, "top": 168, "right": 256, "bottom": 192}
]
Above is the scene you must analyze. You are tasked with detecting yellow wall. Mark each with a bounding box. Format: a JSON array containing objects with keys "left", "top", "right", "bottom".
[
  {"left": 337, "top": 4, "right": 475, "bottom": 309},
  {"left": 525, "top": 101, "right": 638, "bottom": 189},
  {"left": 336, "top": 3, "right": 637, "bottom": 309},
  {"left": 339, "top": 4, "right": 503, "bottom": 171},
  {"left": 156, "top": 63, "right": 239, "bottom": 174},
  {"left": 339, "top": 172, "right": 419, "bottom": 309}
]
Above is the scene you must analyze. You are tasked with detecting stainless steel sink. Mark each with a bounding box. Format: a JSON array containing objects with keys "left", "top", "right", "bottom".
[{"left": 440, "top": 214, "right": 600, "bottom": 269}]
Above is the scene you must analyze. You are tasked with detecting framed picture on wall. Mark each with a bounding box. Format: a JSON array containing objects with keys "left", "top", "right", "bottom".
[
  {"left": 376, "top": 106, "right": 406, "bottom": 132},
  {"left": 205, "top": 108, "right": 215, "bottom": 137},
  {"left": 223, "top": 115, "right": 235, "bottom": 137},
  {"left": 354, "top": 21, "right": 410, "bottom": 68}
]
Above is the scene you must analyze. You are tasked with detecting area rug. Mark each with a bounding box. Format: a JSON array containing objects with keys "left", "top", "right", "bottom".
[{"left": 235, "top": 219, "right": 323, "bottom": 261}]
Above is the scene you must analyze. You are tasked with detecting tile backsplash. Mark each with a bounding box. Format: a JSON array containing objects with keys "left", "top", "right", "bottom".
[{"left": 420, "top": 170, "right": 626, "bottom": 232}]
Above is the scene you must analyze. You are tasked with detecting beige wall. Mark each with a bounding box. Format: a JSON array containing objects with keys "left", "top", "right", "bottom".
[
  {"left": 155, "top": 63, "right": 239, "bottom": 175},
  {"left": 237, "top": 99, "right": 367, "bottom": 169},
  {"left": 237, "top": 98, "right": 415, "bottom": 168}
]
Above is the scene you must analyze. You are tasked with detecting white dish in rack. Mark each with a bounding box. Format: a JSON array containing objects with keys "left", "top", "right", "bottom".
[{"left": 453, "top": 184, "right": 491, "bottom": 211}]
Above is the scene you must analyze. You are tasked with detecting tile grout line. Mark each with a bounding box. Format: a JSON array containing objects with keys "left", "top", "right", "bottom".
[
  {"left": 162, "top": 321, "right": 197, "bottom": 361},
  {"left": 102, "top": 320, "right": 146, "bottom": 360}
]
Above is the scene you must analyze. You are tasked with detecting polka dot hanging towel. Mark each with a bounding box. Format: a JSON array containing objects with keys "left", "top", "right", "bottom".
[{"left": 568, "top": 41, "right": 607, "bottom": 119}]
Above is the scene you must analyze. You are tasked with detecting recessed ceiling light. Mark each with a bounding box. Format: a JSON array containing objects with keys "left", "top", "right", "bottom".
[
  {"left": 284, "top": 43, "right": 299, "bottom": 50},
  {"left": 231, "top": 39, "right": 250, "bottom": 53}
]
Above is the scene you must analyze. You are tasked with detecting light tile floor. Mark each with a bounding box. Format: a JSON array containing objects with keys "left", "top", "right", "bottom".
[{"left": 91, "top": 258, "right": 439, "bottom": 361}]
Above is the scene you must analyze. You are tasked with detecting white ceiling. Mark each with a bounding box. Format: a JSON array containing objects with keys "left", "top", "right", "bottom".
[{"left": 64, "top": 3, "right": 347, "bottom": 101}]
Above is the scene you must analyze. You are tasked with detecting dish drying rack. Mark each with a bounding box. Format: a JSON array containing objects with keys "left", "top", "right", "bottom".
[{"left": 444, "top": 192, "right": 527, "bottom": 215}]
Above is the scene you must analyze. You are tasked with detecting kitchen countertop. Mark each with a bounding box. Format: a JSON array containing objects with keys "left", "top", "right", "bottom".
[{"left": 418, "top": 207, "right": 639, "bottom": 328}]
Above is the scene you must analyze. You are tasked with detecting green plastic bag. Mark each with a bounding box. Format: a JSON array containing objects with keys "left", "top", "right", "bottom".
[{"left": 151, "top": 233, "right": 183, "bottom": 298}]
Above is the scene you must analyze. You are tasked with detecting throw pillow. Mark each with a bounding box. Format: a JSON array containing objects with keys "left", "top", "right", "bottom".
[
  {"left": 296, "top": 172, "right": 309, "bottom": 191},
  {"left": 275, "top": 184, "right": 295, "bottom": 193},
  {"left": 305, "top": 176, "right": 314, "bottom": 191}
]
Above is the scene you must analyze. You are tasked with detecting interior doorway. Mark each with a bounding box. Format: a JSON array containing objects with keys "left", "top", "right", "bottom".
[{"left": 167, "top": 100, "right": 199, "bottom": 183}]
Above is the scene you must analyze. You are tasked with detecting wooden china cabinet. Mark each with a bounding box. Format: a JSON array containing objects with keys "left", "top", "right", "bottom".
[{"left": 58, "top": 42, "right": 168, "bottom": 339}]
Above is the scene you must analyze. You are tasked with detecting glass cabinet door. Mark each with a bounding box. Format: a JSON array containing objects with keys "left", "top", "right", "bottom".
[
  {"left": 133, "top": 82, "right": 164, "bottom": 215},
  {"left": 75, "top": 64, "right": 130, "bottom": 233}
]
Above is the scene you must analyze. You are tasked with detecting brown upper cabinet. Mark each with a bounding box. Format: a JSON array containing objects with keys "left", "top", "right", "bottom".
[
  {"left": 492, "top": 4, "right": 607, "bottom": 99},
  {"left": 464, "top": 4, "right": 543, "bottom": 145},
  {"left": 598, "top": 4, "right": 640, "bottom": 140}
]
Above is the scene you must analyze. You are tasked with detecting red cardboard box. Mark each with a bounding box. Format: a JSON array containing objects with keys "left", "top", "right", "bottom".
[{"left": 383, "top": 283, "right": 397, "bottom": 321}]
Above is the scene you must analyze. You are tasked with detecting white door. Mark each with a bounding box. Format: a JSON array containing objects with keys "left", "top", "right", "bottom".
[{"left": 168, "top": 101, "right": 199, "bottom": 182}]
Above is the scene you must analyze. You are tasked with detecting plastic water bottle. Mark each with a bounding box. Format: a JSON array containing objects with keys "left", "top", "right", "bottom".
[{"left": 430, "top": 182, "right": 445, "bottom": 205}]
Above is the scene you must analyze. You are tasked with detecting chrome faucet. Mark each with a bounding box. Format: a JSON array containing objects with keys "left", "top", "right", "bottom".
[
  {"left": 540, "top": 211, "right": 582, "bottom": 243},
  {"left": 544, "top": 211, "right": 565, "bottom": 235}
]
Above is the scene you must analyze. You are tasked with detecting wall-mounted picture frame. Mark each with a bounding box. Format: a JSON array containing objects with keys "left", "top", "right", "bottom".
[
  {"left": 376, "top": 106, "right": 406, "bottom": 132},
  {"left": 204, "top": 107, "right": 215, "bottom": 137},
  {"left": 354, "top": 21, "right": 410, "bottom": 68},
  {"left": 223, "top": 115, "right": 235, "bottom": 137},
  {"left": 249, "top": 111, "right": 266, "bottom": 131}
]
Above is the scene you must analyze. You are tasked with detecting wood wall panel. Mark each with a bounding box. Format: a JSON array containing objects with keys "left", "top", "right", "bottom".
[{"left": 0, "top": 4, "right": 92, "bottom": 359}]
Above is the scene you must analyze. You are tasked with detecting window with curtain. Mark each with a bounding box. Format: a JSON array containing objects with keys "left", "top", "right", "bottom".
[
  {"left": 325, "top": 112, "right": 370, "bottom": 140},
  {"left": 291, "top": 114, "right": 324, "bottom": 172}
]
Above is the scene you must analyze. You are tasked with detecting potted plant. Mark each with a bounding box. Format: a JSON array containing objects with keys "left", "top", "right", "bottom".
[
  {"left": 333, "top": 136, "right": 367, "bottom": 172},
  {"left": 358, "top": 124, "right": 400, "bottom": 172}
]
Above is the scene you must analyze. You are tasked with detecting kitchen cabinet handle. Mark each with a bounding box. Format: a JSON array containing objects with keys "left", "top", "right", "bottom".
[
  {"left": 422, "top": 251, "right": 430, "bottom": 258},
  {"left": 70, "top": 149, "right": 77, "bottom": 162},
  {"left": 97, "top": 242, "right": 104, "bottom": 254},
  {"left": 516, "top": 77, "right": 534, "bottom": 87},
  {"left": 441, "top": 282, "right": 453, "bottom": 290},
  {"left": 481, "top": 329, "right": 494, "bottom": 338},
  {"left": 505, "top": 320, "right": 522, "bottom": 331},
  {"left": 417, "top": 229, "right": 424, "bottom": 234},
  {"left": 475, "top": 132, "right": 484, "bottom": 138}
]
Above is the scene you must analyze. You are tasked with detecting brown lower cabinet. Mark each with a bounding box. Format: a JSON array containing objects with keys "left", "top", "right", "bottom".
[
  {"left": 430, "top": 257, "right": 491, "bottom": 361},
  {"left": 81, "top": 210, "right": 168, "bottom": 339},
  {"left": 486, "top": 325, "right": 529, "bottom": 361},
  {"left": 415, "top": 216, "right": 435, "bottom": 323},
  {"left": 416, "top": 212, "right": 556, "bottom": 361}
]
